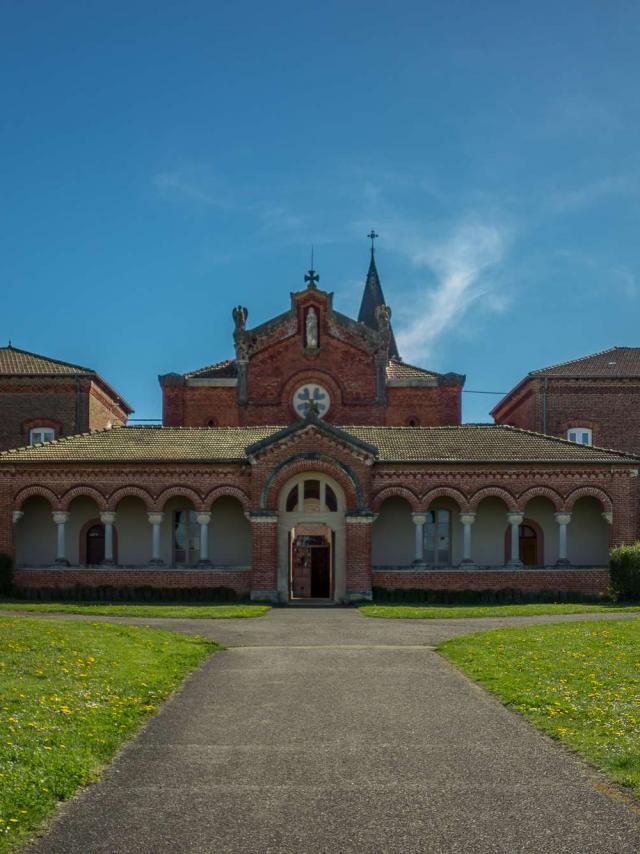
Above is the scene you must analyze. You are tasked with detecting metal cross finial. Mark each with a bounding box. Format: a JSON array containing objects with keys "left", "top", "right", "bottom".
[
  {"left": 368, "top": 230, "right": 379, "bottom": 253},
  {"left": 304, "top": 268, "right": 319, "bottom": 288}
]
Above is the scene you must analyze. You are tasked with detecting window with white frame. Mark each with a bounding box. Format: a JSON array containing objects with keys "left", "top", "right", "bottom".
[
  {"left": 567, "top": 427, "right": 592, "bottom": 446},
  {"left": 29, "top": 427, "right": 55, "bottom": 446}
]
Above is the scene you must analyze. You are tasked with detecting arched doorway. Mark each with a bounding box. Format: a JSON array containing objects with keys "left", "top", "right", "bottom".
[
  {"left": 503, "top": 519, "right": 543, "bottom": 566},
  {"left": 86, "top": 523, "right": 105, "bottom": 565},
  {"left": 278, "top": 473, "right": 346, "bottom": 603}
]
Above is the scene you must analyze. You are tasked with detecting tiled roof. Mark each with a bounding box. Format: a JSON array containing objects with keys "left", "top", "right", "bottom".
[
  {"left": 1, "top": 424, "right": 635, "bottom": 464},
  {"left": 529, "top": 347, "right": 640, "bottom": 378},
  {"left": 184, "top": 359, "right": 237, "bottom": 379},
  {"left": 0, "top": 345, "right": 95, "bottom": 376},
  {"left": 386, "top": 359, "right": 439, "bottom": 381}
]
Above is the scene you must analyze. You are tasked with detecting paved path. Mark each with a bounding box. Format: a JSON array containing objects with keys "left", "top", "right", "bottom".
[{"left": 19, "top": 609, "right": 640, "bottom": 853}]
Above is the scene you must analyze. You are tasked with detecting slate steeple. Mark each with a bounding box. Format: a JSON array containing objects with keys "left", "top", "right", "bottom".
[{"left": 357, "top": 237, "right": 400, "bottom": 360}]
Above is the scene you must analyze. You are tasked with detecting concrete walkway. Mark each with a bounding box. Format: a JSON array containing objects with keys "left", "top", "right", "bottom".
[{"left": 21, "top": 608, "right": 640, "bottom": 853}]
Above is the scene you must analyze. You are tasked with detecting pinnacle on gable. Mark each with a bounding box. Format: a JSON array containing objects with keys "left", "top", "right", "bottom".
[{"left": 357, "top": 251, "right": 400, "bottom": 359}]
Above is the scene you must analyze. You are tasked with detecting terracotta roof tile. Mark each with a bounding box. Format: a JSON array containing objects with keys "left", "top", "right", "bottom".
[
  {"left": 184, "top": 359, "right": 237, "bottom": 379},
  {"left": 385, "top": 359, "right": 439, "bottom": 381},
  {"left": 529, "top": 347, "right": 640, "bottom": 378},
  {"left": 0, "top": 424, "right": 635, "bottom": 464},
  {"left": 0, "top": 346, "right": 95, "bottom": 376}
]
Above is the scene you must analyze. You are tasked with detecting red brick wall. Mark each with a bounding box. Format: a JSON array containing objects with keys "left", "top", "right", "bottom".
[
  {"left": 250, "top": 517, "right": 279, "bottom": 594},
  {"left": 13, "top": 568, "right": 250, "bottom": 594},
  {"left": 373, "top": 569, "right": 610, "bottom": 595},
  {"left": 345, "top": 519, "right": 373, "bottom": 595}
]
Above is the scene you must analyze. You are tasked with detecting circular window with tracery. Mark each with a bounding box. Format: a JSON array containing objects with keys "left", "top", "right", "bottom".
[{"left": 293, "top": 383, "right": 330, "bottom": 418}]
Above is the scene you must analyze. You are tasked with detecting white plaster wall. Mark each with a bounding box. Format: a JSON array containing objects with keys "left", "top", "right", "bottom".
[
  {"left": 115, "top": 496, "right": 151, "bottom": 566},
  {"left": 67, "top": 496, "right": 101, "bottom": 565},
  {"left": 211, "top": 497, "right": 251, "bottom": 565},
  {"left": 473, "top": 498, "right": 509, "bottom": 566},
  {"left": 372, "top": 497, "right": 414, "bottom": 565},
  {"left": 568, "top": 497, "right": 609, "bottom": 565},
  {"left": 16, "top": 496, "right": 56, "bottom": 566},
  {"left": 523, "top": 497, "right": 558, "bottom": 565}
]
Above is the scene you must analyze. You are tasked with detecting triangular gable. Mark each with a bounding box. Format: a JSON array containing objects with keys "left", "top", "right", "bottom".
[{"left": 245, "top": 409, "right": 379, "bottom": 463}]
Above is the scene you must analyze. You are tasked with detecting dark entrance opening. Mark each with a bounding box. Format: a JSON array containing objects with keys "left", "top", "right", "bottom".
[
  {"left": 86, "top": 524, "right": 105, "bottom": 565},
  {"left": 290, "top": 530, "right": 332, "bottom": 599}
]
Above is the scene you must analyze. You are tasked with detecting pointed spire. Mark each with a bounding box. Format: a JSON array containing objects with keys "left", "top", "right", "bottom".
[{"left": 357, "top": 236, "right": 400, "bottom": 359}]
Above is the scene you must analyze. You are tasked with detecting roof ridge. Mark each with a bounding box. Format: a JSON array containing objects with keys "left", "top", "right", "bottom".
[{"left": 528, "top": 346, "right": 620, "bottom": 377}]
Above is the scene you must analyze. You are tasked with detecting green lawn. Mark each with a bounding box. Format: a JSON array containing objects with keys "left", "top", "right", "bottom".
[
  {"left": 360, "top": 602, "right": 640, "bottom": 620},
  {"left": 0, "top": 602, "right": 270, "bottom": 619},
  {"left": 0, "top": 617, "right": 217, "bottom": 853},
  {"left": 440, "top": 618, "right": 640, "bottom": 796}
]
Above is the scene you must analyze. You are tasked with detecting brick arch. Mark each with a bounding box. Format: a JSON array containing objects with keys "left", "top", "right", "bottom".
[
  {"left": 421, "top": 486, "right": 471, "bottom": 513},
  {"left": 261, "top": 454, "right": 362, "bottom": 511},
  {"left": 154, "top": 486, "right": 205, "bottom": 512},
  {"left": 107, "top": 486, "right": 154, "bottom": 511},
  {"left": 469, "top": 486, "right": 517, "bottom": 512},
  {"left": 565, "top": 486, "right": 613, "bottom": 513},
  {"left": 14, "top": 485, "right": 60, "bottom": 510},
  {"left": 60, "top": 485, "right": 108, "bottom": 511},
  {"left": 516, "top": 486, "right": 563, "bottom": 512},
  {"left": 372, "top": 486, "right": 420, "bottom": 512},
  {"left": 204, "top": 486, "right": 251, "bottom": 512}
]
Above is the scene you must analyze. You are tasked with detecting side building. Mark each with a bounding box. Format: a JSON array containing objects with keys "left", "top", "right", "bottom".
[
  {"left": 0, "top": 345, "right": 132, "bottom": 451},
  {"left": 492, "top": 347, "right": 640, "bottom": 456}
]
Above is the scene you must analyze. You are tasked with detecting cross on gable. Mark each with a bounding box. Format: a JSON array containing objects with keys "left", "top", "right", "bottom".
[{"left": 304, "top": 269, "right": 319, "bottom": 288}]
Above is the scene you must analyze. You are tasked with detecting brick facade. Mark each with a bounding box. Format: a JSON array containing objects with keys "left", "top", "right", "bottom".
[{"left": 0, "top": 375, "right": 130, "bottom": 452}]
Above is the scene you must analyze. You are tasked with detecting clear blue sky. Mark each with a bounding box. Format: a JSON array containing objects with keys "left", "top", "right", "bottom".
[{"left": 2, "top": 1, "right": 639, "bottom": 422}]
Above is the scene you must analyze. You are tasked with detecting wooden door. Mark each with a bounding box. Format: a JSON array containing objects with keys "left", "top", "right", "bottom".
[{"left": 86, "top": 524, "right": 105, "bottom": 565}]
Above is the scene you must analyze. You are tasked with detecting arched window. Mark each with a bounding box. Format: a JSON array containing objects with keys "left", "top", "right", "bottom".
[
  {"left": 30, "top": 427, "right": 55, "bottom": 446},
  {"left": 283, "top": 477, "right": 340, "bottom": 513},
  {"left": 567, "top": 427, "right": 592, "bottom": 446},
  {"left": 425, "top": 509, "right": 451, "bottom": 565}
]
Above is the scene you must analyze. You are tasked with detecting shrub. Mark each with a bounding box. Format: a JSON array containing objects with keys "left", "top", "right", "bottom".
[
  {"left": 609, "top": 543, "right": 640, "bottom": 601},
  {"left": 0, "top": 553, "right": 13, "bottom": 595},
  {"left": 11, "top": 584, "right": 243, "bottom": 604}
]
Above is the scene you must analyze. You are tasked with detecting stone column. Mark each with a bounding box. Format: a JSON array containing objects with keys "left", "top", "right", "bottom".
[
  {"left": 196, "top": 512, "right": 212, "bottom": 567},
  {"left": 554, "top": 512, "right": 572, "bottom": 566},
  {"left": 100, "top": 511, "right": 117, "bottom": 566},
  {"left": 147, "top": 512, "right": 164, "bottom": 566},
  {"left": 411, "top": 513, "right": 426, "bottom": 564},
  {"left": 506, "top": 512, "right": 524, "bottom": 568},
  {"left": 459, "top": 512, "right": 476, "bottom": 567},
  {"left": 52, "top": 511, "right": 70, "bottom": 566}
]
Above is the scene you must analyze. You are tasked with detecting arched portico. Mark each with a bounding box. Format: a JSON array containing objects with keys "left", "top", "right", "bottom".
[{"left": 277, "top": 471, "right": 347, "bottom": 602}]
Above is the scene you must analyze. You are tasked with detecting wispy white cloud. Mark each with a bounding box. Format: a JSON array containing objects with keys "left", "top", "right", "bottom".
[
  {"left": 154, "top": 170, "right": 231, "bottom": 209},
  {"left": 391, "top": 219, "right": 511, "bottom": 363},
  {"left": 550, "top": 175, "right": 638, "bottom": 213}
]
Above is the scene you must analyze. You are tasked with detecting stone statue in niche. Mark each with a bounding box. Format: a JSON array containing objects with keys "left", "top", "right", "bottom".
[{"left": 305, "top": 307, "right": 318, "bottom": 349}]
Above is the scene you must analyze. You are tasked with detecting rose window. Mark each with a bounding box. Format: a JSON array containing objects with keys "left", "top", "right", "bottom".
[{"left": 293, "top": 383, "right": 330, "bottom": 418}]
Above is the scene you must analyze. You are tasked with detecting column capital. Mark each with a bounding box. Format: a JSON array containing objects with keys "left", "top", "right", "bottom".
[
  {"left": 147, "top": 512, "right": 164, "bottom": 525},
  {"left": 196, "top": 512, "right": 212, "bottom": 526},
  {"left": 411, "top": 513, "right": 427, "bottom": 525},
  {"left": 100, "top": 511, "right": 117, "bottom": 525},
  {"left": 12, "top": 510, "right": 24, "bottom": 525},
  {"left": 506, "top": 512, "right": 524, "bottom": 526},
  {"left": 459, "top": 512, "right": 476, "bottom": 526},
  {"left": 52, "top": 511, "right": 70, "bottom": 525},
  {"left": 602, "top": 511, "right": 613, "bottom": 525},
  {"left": 554, "top": 512, "right": 572, "bottom": 526}
]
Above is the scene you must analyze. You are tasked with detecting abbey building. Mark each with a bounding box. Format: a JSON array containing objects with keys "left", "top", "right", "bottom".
[{"left": 1, "top": 250, "right": 637, "bottom": 602}]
